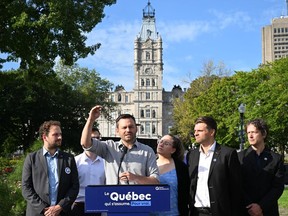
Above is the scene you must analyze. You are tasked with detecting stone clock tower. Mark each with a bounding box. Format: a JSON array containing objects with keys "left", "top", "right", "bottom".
[
  {"left": 133, "top": 1, "right": 164, "bottom": 138},
  {"left": 97, "top": 1, "right": 184, "bottom": 139}
]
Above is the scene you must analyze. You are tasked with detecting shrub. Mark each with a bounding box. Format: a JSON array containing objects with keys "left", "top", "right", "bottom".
[{"left": 0, "top": 140, "right": 43, "bottom": 215}]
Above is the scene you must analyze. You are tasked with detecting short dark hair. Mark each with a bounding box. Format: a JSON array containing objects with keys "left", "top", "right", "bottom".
[
  {"left": 92, "top": 127, "right": 100, "bottom": 134},
  {"left": 39, "top": 120, "right": 61, "bottom": 140},
  {"left": 195, "top": 116, "right": 217, "bottom": 137},
  {"left": 115, "top": 114, "right": 136, "bottom": 128},
  {"left": 246, "top": 118, "right": 269, "bottom": 141}
]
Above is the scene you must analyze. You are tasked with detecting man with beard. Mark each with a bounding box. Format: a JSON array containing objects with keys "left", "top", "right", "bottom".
[
  {"left": 22, "top": 120, "right": 79, "bottom": 216},
  {"left": 81, "top": 105, "right": 159, "bottom": 185}
]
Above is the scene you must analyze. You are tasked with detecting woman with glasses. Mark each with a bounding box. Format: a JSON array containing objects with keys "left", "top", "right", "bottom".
[{"left": 154, "top": 134, "right": 190, "bottom": 216}]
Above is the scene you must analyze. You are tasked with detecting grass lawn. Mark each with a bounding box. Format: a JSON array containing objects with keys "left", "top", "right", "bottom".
[{"left": 279, "top": 187, "right": 288, "bottom": 216}]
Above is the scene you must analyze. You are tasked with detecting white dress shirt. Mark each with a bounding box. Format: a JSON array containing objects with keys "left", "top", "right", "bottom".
[
  {"left": 74, "top": 151, "right": 105, "bottom": 202},
  {"left": 194, "top": 142, "right": 216, "bottom": 208}
]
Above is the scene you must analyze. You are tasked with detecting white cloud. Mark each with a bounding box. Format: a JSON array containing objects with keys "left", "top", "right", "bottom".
[
  {"left": 158, "top": 21, "right": 212, "bottom": 43},
  {"left": 76, "top": 8, "right": 268, "bottom": 91},
  {"left": 208, "top": 10, "right": 255, "bottom": 31}
]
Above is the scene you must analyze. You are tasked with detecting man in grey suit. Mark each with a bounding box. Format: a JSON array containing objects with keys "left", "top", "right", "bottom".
[
  {"left": 187, "top": 116, "right": 243, "bottom": 216},
  {"left": 22, "top": 120, "right": 79, "bottom": 216}
]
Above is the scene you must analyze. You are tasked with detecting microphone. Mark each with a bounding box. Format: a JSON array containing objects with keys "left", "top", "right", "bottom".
[{"left": 117, "top": 146, "right": 128, "bottom": 185}]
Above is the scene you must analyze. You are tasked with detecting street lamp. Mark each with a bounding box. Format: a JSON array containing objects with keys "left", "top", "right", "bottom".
[{"left": 238, "top": 103, "right": 246, "bottom": 151}]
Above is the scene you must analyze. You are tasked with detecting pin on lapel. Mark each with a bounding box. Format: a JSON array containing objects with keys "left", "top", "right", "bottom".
[
  {"left": 65, "top": 167, "right": 71, "bottom": 174},
  {"left": 213, "top": 158, "right": 217, "bottom": 162}
]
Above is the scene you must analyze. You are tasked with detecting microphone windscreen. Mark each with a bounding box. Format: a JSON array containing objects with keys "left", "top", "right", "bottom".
[{"left": 122, "top": 146, "right": 128, "bottom": 153}]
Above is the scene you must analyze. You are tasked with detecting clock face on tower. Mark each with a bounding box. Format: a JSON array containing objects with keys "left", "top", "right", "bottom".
[{"left": 144, "top": 67, "right": 153, "bottom": 74}]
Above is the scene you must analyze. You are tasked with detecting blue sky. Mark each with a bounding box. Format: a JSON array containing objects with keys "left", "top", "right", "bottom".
[{"left": 2, "top": 0, "right": 287, "bottom": 91}]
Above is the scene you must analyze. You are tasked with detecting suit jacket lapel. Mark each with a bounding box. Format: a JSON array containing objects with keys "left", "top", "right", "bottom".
[
  {"left": 192, "top": 149, "right": 200, "bottom": 166},
  {"left": 39, "top": 148, "right": 48, "bottom": 176},
  {"left": 209, "top": 143, "right": 220, "bottom": 177},
  {"left": 57, "top": 151, "right": 63, "bottom": 179}
]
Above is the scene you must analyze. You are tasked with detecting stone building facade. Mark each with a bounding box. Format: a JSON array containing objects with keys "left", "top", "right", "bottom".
[{"left": 97, "top": 1, "right": 184, "bottom": 139}]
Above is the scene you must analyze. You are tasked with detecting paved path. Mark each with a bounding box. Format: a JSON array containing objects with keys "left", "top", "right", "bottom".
[{"left": 280, "top": 207, "right": 288, "bottom": 216}]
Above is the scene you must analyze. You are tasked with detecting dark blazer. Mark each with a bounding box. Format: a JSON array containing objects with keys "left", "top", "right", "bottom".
[
  {"left": 187, "top": 143, "right": 242, "bottom": 216},
  {"left": 174, "top": 158, "right": 190, "bottom": 216},
  {"left": 22, "top": 148, "right": 79, "bottom": 216},
  {"left": 238, "top": 146, "right": 285, "bottom": 216}
]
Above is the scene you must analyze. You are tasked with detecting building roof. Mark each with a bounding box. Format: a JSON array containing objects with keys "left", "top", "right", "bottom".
[{"left": 138, "top": 1, "right": 159, "bottom": 41}]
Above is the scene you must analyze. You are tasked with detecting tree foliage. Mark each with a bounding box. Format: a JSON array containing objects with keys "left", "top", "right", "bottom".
[
  {"left": 0, "top": 64, "right": 115, "bottom": 155},
  {"left": 0, "top": 0, "right": 116, "bottom": 69},
  {"left": 173, "top": 58, "right": 288, "bottom": 154},
  {"left": 54, "top": 61, "right": 117, "bottom": 122}
]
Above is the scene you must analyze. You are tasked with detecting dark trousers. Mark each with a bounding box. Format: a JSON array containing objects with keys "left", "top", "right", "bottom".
[
  {"left": 192, "top": 207, "right": 212, "bottom": 216},
  {"left": 70, "top": 202, "right": 101, "bottom": 216}
]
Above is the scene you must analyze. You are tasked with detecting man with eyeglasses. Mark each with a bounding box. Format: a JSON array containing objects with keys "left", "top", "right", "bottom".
[{"left": 80, "top": 105, "right": 159, "bottom": 185}]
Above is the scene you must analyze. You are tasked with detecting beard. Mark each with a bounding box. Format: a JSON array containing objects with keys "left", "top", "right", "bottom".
[{"left": 48, "top": 140, "right": 62, "bottom": 150}]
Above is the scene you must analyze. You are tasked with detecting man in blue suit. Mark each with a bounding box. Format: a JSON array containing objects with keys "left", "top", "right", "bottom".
[
  {"left": 187, "top": 116, "right": 242, "bottom": 216},
  {"left": 22, "top": 120, "right": 79, "bottom": 216}
]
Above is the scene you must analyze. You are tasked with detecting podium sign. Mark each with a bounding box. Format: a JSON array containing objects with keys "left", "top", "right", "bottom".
[{"left": 85, "top": 184, "right": 170, "bottom": 215}]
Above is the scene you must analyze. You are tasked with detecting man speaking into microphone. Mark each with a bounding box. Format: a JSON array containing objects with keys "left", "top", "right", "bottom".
[{"left": 81, "top": 105, "right": 159, "bottom": 185}]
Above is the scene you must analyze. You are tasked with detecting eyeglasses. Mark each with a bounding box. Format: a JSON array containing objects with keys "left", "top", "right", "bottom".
[{"left": 157, "top": 139, "right": 173, "bottom": 146}]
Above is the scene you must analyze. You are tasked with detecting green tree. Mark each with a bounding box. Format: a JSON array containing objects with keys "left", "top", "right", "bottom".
[
  {"left": 173, "top": 60, "right": 230, "bottom": 146},
  {"left": 0, "top": 68, "right": 78, "bottom": 153},
  {"left": 0, "top": 0, "right": 116, "bottom": 69},
  {"left": 243, "top": 59, "right": 288, "bottom": 155},
  {"left": 54, "top": 62, "right": 117, "bottom": 153},
  {"left": 173, "top": 58, "right": 288, "bottom": 153},
  {"left": 0, "top": 64, "right": 116, "bottom": 155},
  {"left": 54, "top": 61, "right": 117, "bottom": 121}
]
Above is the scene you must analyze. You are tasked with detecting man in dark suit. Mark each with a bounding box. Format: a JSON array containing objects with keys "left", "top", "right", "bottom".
[
  {"left": 238, "top": 118, "right": 285, "bottom": 216},
  {"left": 187, "top": 116, "right": 242, "bottom": 216},
  {"left": 22, "top": 120, "right": 79, "bottom": 216}
]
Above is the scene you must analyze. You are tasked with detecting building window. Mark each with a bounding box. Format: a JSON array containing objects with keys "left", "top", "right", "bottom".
[
  {"left": 152, "top": 124, "right": 156, "bottom": 134},
  {"left": 141, "top": 79, "right": 144, "bottom": 86},
  {"left": 146, "top": 109, "right": 150, "bottom": 118},
  {"left": 140, "top": 125, "right": 144, "bottom": 134},
  {"left": 118, "top": 94, "right": 121, "bottom": 102},
  {"left": 146, "top": 92, "right": 150, "bottom": 100},
  {"left": 141, "top": 109, "right": 144, "bottom": 118},
  {"left": 146, "top": 79, "right": 150, "bottom": 86},
  {"left": 125, "top": 95, "right": 129, "bottom": 103},
  {"left": 145, "top": 122, "right": 150, "bottom": 135},
  {"left": 146, "top": 51, "right": 150, "bottom": 60},
  {"left": 152, "top": 78, "right": 155, "bottom": 86},
  {"left": 152, "top": 110, "right": 156, "bottom": 118}
]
